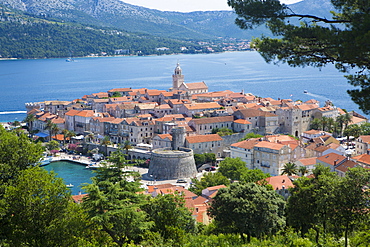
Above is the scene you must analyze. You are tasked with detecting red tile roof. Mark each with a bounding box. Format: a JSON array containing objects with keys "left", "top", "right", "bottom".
[{"left": 186, "top": 134, "right": 223, "bottom": 144}]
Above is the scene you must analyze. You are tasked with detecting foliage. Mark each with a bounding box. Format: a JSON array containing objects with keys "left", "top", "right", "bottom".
[
  {"left": 287, "top": 165, "right": 370, "bottom": 246},
  {"left": 281, "top": 162, "right": 298, "bottom": 176},
  {"left": 189, "top": 172, "right": 230, "bottom": 195},
  {"left": 240, "top": 132, "right": 263, "bottom": 141},
  {"left": 0, "top": 167, "right": 88, "bottom": 246},
  {"left": 194, "top": 153, "right": 216, "bottom": 166},
  {"left": 45, "top": 140, "right": 60, "bottom": 151},
  {"left": 227, "top": 0, "right": 370, "bottom": 113},
  {"left": 218, "top": 157, "right": 248, "bottom": 181},
  {"left": 142, "top": 194, "right": 196, "bottom": 244},
  {"left": 211, "top": 127, "right": 234, "bottom": 136},
  {"left": 209, "top": 182, "right": 286, "bottom": 242},
  {"left": 240, "top": 168, "right": 270, "bottom": 183},
  {"left": 0, "top": 125, "right": 43, "bottom": 174}
]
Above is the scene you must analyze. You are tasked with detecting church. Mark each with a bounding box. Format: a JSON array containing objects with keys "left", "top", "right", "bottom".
[{"left": 171, "top": 62, "right": 208, "bottom": 95}]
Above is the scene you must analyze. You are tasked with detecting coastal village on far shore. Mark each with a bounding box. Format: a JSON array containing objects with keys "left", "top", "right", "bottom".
[{"left": 20, "top": 62, "right": 370, "bottom": 223}]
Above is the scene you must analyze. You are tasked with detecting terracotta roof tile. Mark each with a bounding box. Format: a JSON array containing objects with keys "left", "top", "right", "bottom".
[{"left": 186, "top": 134, "right": 223, "bottom": 144}]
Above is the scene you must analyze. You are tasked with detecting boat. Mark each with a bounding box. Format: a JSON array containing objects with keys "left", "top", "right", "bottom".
[
  {"left": 86, "top": 163, "right": 101, "bottom": 169},
  {"left": 39, "top": 157, "right": 53, "bottom": 166},
  {"left": 303, "top": 90, "right": 308, "bottom": 93},
  {"left": 66, "top": 183, "right": 74, "bottom": 188},
  {"left": 66, "top": 57, "right": 74, "bottom": 62}
]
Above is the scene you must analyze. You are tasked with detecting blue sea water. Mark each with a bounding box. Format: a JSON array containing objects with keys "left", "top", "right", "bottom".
[
  {"left": 0, "top": 51, "right": 362, "bottom": 123},
  {"left": 43, "top": 161, "right": 95, "bottom": 195}
]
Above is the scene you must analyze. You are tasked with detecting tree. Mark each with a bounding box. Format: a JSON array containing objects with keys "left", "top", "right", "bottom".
[
  {"left": 298, "top": 166, "right": 309, "bottom": 177},
  {"left": 62, "top": 129, "right": 70, "bottom": 147},
  {"left": 310, "top": 118, "right": 323, "bottom": 131},
  {"left": 189, "top": 172, "right": 230, "bottom": 195},
  {"left": 211, "top": 127, "right": 234, "bottom": 136},
  {"left": 0, "top": 125, "right": 43, "bottom": 173},
  {"left": 142, "top": 194, "right": 196, "bottom": 244},
  {"left": 360, "top": 122, "right": 370, "bottom": 135},
  {"left": 122, "top": 140, "right": 132, "bottom": 155},
  {"left": 209, "top": 183, "right": 286, "bottom": 242},
  {"left": 44, "top": 119, "right": 56, "bottom": 141},
  {"left": 281, "top": 162, "right": 297, "bottom": 176},
  {"left": 0, "top": 167, "right": 88, "bottom": 246},
  {"left": 45, "top": 140, "right": 60, "bottom": 153},
  {"left": 240, "top": 132, "right": 263, "bottom": 141},
  {"left": 101, "top": 136, "right": 111, "bottom": 156},
  {"left": 218, "top": 157, "right": 248, "bottom": 181},
  {"left": 240, "top": 168, "right": 270, "bottom": 183},
  {"left": 331, "top": 167, "right": 370, "bottom": 247},
  {"left": 24, "top": 113, "right": 36, "bottom": 137},
  {"left": 227, "top": 0, "right": 370, "bottom": 113},
  {"left": 343, "top": 124, "right": 361, "bottom": 147}
]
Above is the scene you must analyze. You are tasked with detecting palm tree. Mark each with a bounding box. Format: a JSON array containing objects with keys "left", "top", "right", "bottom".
[
  {"left": 310, "top": 118, "right": 322, "bottom": 130},
  {"left": 343, "top": 124, "right": 362, "bottom": 148},
  {"left": 298, "top": 166, "right": 309, "bottom": 177},
  {"left": 326, "top": 117, "right": 335, "bottom": 133},
  {"left": 342, "top": 112, "right": 353, "bottom": 130},
  {"left": 87, "top": 133, "right": 95, "bottom": 143},
  {"left": 24, "top": 114, "right": 36, "bottom": 137},
  {"left": 321, "top": 117, "right": 329, "bottom": 132},
  {"left": 62, "top": 129, "right": 69, "bottom": 147},
  {"left": 281, "top": 162, "right": 297, "bottom": 176},
  {"left": 101, "top": 136, "right": 112, "bottom": 156},
  {"left": 122, "top": 140, "right": 132, "bottom": 155},
  {"left": 45, "top": 120, "right": 56, "bottom": 141},
  {"left": 50, "top": 124, "right": 60, "bottom": 142},
  {"left": 336, "top": 114, "right": 345, "bottom": 136}
]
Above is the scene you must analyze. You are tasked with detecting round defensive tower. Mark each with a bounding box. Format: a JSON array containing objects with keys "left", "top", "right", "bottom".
[{"left": 148, "top": 147, "right": 197, "bottom": 180}]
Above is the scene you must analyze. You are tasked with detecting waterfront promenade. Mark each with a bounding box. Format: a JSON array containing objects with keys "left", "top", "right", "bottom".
[{"left": 45, "top": 153, "right": 202, "bottom": 189}]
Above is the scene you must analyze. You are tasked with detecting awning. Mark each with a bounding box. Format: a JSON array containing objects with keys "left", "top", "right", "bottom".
[{"left": 35, "top": 132, "right": 49, "bottom": 138}]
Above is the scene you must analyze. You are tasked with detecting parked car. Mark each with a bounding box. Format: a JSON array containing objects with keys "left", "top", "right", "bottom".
[
  {"left": 205, "top": 166, "right": 216, "bottom": 171},
  {"left": 176, "top": 179, "right": 187, "bottom": 183}
]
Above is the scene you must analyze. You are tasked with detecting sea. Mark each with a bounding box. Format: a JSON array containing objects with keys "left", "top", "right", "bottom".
[{"left": 0, "top": 51, "right": 363, "bottom": 123}]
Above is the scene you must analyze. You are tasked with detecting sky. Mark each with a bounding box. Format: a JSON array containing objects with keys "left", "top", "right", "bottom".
[{"left": 121, "top": 0, "right": 303, "bottom": 12}]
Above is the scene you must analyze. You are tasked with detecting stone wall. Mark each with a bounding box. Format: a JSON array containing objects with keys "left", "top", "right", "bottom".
[{"left": 149, "top": 147, "right": 197, "bottom": 180}]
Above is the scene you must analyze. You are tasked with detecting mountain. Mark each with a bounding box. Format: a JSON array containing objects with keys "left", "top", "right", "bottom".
[{"left": 0, "top": 0, "right": 272, "bottom": 40}]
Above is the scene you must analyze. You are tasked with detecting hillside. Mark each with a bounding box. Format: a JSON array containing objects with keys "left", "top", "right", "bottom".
[
  {"left": 0, "top": 0, "right": 272, "bottom": 40},
  {"left": 0, "top": 4, "right": 213, "bottom": 59}
]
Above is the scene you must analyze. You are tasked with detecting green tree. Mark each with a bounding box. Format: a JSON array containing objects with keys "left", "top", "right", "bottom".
[
  {"left": 227, "top": 0, "right": 370, "bottom": 113},
  {"left": 0, "top": 125, "right": 43, "bottom": 174},
  {"left": 101, "top": 136, "right": 111, "bottom": 156},
  {"left": 44, "top": 119, "right": 56, "bottom": 141},
  {"left": 209, "top": 183, "right": 286, "bottom": 242},
  {"left": 0, "top": 167, "right": 88, "bottom": 246},
  {"left": 240, "top": 168, "right": 270, "bottom": 183},
  {"left": 360, "top": 122, "right": 370, "bottom": 135},
  {"left": 240, "top": 132, "right": 263, "bottom": 141},
  {"left": 343, "top": 124, "right": 361, "bottom": 147},
  {"left": 143, "top": 194, "right": 196, "bottom": 244},
  {"left": 189, "top": 172, "right": 230, "bottom": 195},
  {"left": 212, "top": 127, "right": 234, "bottom": 136},
  {"left": 298, "top": 166, "right": 309, "bottom": 177},
  {"left": 281, "top": 162, "right": 297, "bottom": 176},
  {"left": 194, "top": 154, "right": 206, "bottom": 166},
  {"left": 24, "top": 113, "right": 36, "bottom": 137},
  {"left": 45, "top": 140, "right": 60, "bottom": 152},
  {"left": 122, "top": 140, "right": 132, "bottom": 155},
  {"left": 287, "top": 165, "right": 340, "bottom": 243},
  {"left": 310, "top": 118, "right": 323, "bottom": 131},
  {"left": 218, "top": 157, "right": 248, "bottom": 181},
  {"left": 331, "top": 167, "right": 370, "bottom": 247}
]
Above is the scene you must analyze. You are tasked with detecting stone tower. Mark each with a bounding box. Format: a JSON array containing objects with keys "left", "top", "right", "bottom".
[
  {"left": 172, "top": 62, "right": 184, "bottom": 91},
  {"left": 171, "top": 126, "right": 186, "bottom": 150}
]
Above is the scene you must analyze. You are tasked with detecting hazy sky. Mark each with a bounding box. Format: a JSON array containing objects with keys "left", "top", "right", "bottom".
[{"left": 121, "top": 0, "right": 302, "bottom": 12}]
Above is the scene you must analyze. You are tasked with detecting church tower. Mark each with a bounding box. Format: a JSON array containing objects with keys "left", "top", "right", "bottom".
[{"left": 172, "top": 62, "right": 184, "bottom": 91}]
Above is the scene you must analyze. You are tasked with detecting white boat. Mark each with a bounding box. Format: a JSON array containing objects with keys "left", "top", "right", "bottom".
[
  {"left": 86, "top": 163, "right": 100, "bottom": 169},
  {"left": 66, "top": 183, "right": 74, "bottom": 188},
  {"left": 303, "top": 90, "right": 308, "bottom": 93},
  {"left": 39, "top": 157, "right": 53, "bottom": 166}
]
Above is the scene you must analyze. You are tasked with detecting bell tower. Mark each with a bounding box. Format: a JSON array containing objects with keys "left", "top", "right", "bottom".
[{"left": 172, "top": 62, "right": 184, "bottom": 91}]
